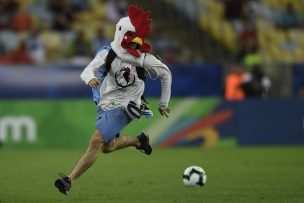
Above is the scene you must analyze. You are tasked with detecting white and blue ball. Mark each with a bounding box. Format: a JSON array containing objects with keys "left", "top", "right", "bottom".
[{"left": 182, "top": 166, "right": 207, "bottom": 187}]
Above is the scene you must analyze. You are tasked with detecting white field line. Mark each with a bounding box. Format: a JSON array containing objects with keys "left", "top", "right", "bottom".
[{"left": 147, "top": 98, "right": 198, "bottom": 145}]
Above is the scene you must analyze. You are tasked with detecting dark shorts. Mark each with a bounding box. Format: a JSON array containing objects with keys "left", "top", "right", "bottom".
[{"left": 96, "top": 107, "right": 131, "bottom": 144}]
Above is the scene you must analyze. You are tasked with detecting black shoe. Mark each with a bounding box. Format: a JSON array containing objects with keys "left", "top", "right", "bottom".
[
  {"left": 136, "top": 132, "right": 152, "bottom": 155},
  {"left": 54, "top": 173, "right": 71, "bottom": 195}
]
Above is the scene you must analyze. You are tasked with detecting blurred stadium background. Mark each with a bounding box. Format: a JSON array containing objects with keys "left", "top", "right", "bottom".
[{"left": 0, "top": 0, "right": 304, "bottom": 202}]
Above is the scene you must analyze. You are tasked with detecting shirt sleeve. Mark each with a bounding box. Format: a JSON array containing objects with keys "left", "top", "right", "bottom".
[
  {"left": 80, "top": 49, "right": 108, "bottom": 84},
  {"left": 143, "top": 54, "right": 172, "bottom": 109}
]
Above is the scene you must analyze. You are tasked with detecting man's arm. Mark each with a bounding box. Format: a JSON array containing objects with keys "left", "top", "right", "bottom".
[
  {"left": 144, "top": 54, "right": 172, "bottom": 117},
  {"left": 80, "top": 49, "right": 108, "bottom": 87}
]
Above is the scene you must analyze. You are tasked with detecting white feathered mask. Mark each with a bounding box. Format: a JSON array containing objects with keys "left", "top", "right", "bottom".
[{"left": 110, "top": 5, "right": 152, "bottom": 65}]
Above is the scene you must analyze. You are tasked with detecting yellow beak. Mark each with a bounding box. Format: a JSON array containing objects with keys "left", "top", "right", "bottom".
[{"left": 131, "top": 37, "right": 143, "bottom": 46}]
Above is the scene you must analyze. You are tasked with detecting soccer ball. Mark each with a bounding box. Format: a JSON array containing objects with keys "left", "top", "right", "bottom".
[{"left": 182, "top": 166, "right": 207, "bottom": 187}]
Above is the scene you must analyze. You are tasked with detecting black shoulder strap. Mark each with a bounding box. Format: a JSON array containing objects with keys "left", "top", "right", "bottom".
[
  {"left": 137, "top": 53, "right": 148, "bottom": 81},
  {"left": 136, "top": 66, "right": 147, "bottom": 81},
  {"left": 103, "top": 48, "right": 117, "bottom": 77}
]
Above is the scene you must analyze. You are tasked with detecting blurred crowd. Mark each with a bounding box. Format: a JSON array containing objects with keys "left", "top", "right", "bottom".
[
  {"left": 0, "top": 0, "right": 184, "bottom": 65},
  {"left": 177, "top": 0, "right": 304, "bottom": 100},
  {"left": 0, "top": 0, "right": 128, "bottom": 65},
  {"left": 222, "top": 0, "right": 304, "bottom": 64},
  {"left": 1, "top": 0, "right": 304, "bottom": 66},
  {"left": 170, "top": 0, "right": 304, "bottom": 99},
  {"left": 1, "top": 0, "right": 304, "bottom": 98},
  {"left": 219, "top": 0, "right": 304, "bottom": 100},
  {"left": 195, "top": 0, "right": 304, "bottom": 63}
]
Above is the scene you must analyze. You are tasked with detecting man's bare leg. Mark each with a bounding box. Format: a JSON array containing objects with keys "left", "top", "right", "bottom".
[
  {"left": 102, "top": 132, "right": 151, "bottom": 155},
  {"left": 68, "top": 130, "right": 104, "bottom": 182},
  {"left": 55, "top": 132, "right": 151, "bottom": 195},
  {"left": 101, "top": 136, "right": 140, "bottom": 153}
]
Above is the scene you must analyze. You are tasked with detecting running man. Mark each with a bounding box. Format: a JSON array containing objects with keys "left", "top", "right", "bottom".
[{"left": 54, "top": 5, "right": 172, "bottom": 195}]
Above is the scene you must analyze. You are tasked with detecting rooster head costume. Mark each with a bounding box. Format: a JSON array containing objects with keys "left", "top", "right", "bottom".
[{"left": 110, "top": 5, "right": 152, "bottom": 65}]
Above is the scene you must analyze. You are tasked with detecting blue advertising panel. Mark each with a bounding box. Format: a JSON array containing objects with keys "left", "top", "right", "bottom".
[
  {"left": 237, "top": 99, "right": 304, "bottom": 145},
  {"left": 145, "top": 64, "right": 222, "bottom": 97},
  {"left": 293, "top": 64, "right": 304, "bottom": 97},
  {"left": 0, "top": 64, "right": 222, "bottom": 98}
]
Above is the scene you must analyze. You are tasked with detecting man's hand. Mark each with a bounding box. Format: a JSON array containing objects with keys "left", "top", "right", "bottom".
[
  {"left": 159, "top": 107, "right": 170, "bottom": 118},
  {"left": 88, "top": 78, "right": 100, "bottom": 88}
]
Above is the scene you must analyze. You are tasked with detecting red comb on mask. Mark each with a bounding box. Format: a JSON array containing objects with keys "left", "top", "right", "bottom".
[{"left": 128, "top": 5, "right": 152, "bottom": 38}]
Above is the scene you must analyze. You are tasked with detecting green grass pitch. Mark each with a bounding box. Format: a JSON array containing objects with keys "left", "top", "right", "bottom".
[{"left": 0, "top": 147, "right": 304, "bottom": 203}]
